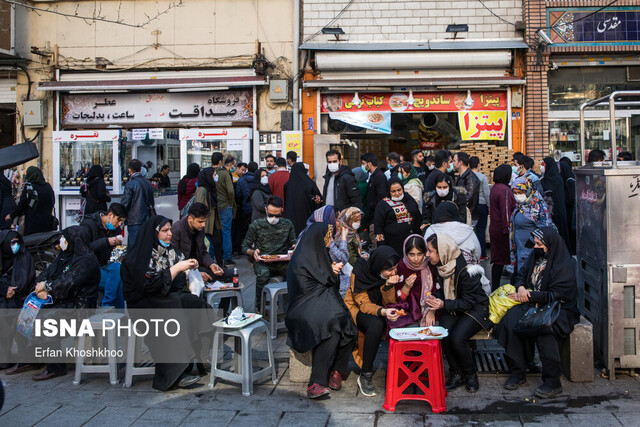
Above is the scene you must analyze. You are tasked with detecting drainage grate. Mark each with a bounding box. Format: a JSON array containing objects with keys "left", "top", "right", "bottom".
[{"left": 473, "top": 350, "right": 509, "bottom": 374}]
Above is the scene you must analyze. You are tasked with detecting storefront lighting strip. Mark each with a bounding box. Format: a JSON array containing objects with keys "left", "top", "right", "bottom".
[{"left": 167, "top": 87, "right": 230, "bottom": 92}]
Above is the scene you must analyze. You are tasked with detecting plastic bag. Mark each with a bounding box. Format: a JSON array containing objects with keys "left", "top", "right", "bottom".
[
  {"left": 16, "top": 292, "right": 53, "bottom": 339},
  {"left": 489, "top": 284, "right": 521, "bottom": 324},
  {"left": 187, "top": 268, "right": 205, "bottom": 296},
  {"left": 226, "top": 306, "right": 246, "bottom": 325}
]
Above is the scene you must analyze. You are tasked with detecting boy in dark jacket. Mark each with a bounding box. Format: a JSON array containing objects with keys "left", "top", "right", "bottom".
[
  {"left": 322, "top": 150, "right": 362, "bottom": 212},
  {"left": 454, "top": 152, "right": 480, "bottom": 225},
  {"left": 361, "top": 153, "right": 388, "bottom": 236},
  {"left": 121, "top": 159, "right": 154, "bottom": 248}
]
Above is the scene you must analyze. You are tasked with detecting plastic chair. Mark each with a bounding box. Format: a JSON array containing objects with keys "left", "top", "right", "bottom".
[
  {"left": 73, "top": 312, "right": 126, "bottom": 386},
  {"left": 205, "top": 287, "right": 244, "bottom": 318},
  {"left": 124, "top": 331, "right": 155, "bottom": 387},
  {"left": 208, "top": 319, "right": 277, "bottom": 396},
  {"left": 383, "top": 339, "right": 447, "bottom": 413},
  {"left": 260, "top": 282, "right": 288, "bottom": 339}
]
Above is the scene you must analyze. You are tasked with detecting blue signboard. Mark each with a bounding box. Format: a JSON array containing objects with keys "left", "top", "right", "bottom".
[{"left": 548, "top": 7, "right": 640, "bottom": 46}]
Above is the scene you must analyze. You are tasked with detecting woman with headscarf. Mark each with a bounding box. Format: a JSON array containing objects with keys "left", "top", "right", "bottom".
[
  {"left": 395, "top": 234, "right": 436, "bottom": 327},
  {"left": 494, "top": 227, "right": 579, "bottom": 399},
  {"left": 344, "top": 246, "right": 401, "bottom": 397},
  {"left": 194, "top": 167, "right": 222, "bottom": 265},
  {"left": 250, "top": 168, "right": 271, "bottom": 222},
  {"left": 285, "top": 223, "right": 357, "bottom": 399},
  {"left": 490, "top": 165, "right": 517, "bottom": 290},
  {"left": 373, "top": 178, "right": 421, "bottom": 256},
  {"left": 510, "top": 176, "right": 554, "bottom": 275},
  {"left": 424, "top": 202, "right": 482, "bottom": 266},
  {"left": 0, "top": 174, "right": 16, "bottom": 230},
  {"left": 178, "top": 163, "right": 201, "bottom": 213},
  {"left": 121, "top": 215, "right": 213, "bottom": 391},
  {"left": 540, "top": 157, "right": 569, "bottom": 248},
  {"left": 398, "top": 162, "right": 424, "bottom": 213},
  {"left": 558, "top": 158, "right": 576, "bottom": 255},
  {"left": 336, "top": 207, "right": 364, "bottom": 296},
  {"left": 27, "top": 226, "right": 100, "bottom": 380},
  {"left": 425, "top": 233, "right": 491, "bottom": 394},
  {"left": 284, "top": 162, "right": 322, "bottom": 235},
  {"left": 422, "top": 173, "right": 468, "bottom": 227},
  {"left": 0, "top": 230, "right": 35, "bottom": 369},
  {"left": 80, "top": 165, "right": 111, "bottom": 215},
  {"left": 6, "top": 166, "right": 56, "bottom": 235}
]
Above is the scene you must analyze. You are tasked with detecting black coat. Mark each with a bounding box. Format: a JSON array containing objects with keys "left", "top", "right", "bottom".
[
  {"left": 0, "top": 190, "right": 16, "bottom": 230},
  {"left": 170, "top": 216, "right": 215, "bottom": 270},
  {"left": 81, "top": 179, "right": 111, "bottom": 215},
  {"left": 11, "top": 182, "right": 56, "bottom": 235},
  {"left": 284, "top": 163, "right": 322, "bottom": 235},
  {"left": 121, "top": 174, "right": 155, "bottom": 226},
  {"left": 373, "top": 194, "right": 421, "bottom": 257},
  {"left": 0, "top": 231, "right": 36, "bottom": 308},
  {"left": 322, "top": 166, "right": 362, "bottom": 212},
  {"left": 365, "top": 168, "right": 388, "bottom": 225},
  {"left": 422, "top": 188, "right": 468, "bottom": 226},
  {"left": 541, "top": 157, "right": 569, "bottom": 248},
  {"left": 79, "top": 212, "right": 122, "bottom": 266},
  {"left": 456, "top": 168, "right": 480, "bottom": 220}
]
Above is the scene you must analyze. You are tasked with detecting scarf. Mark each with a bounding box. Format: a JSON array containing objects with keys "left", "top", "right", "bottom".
[
  {"left": 197, "top": 167, "right": 218, "bottom": 209},
  {"left": 434, "top": 233, "right": 461, "bottom": 301},
  {"left": 402, "top": 234, "right": 434, "bottom": 317},
  {"left": 337, "top": 207, "right": 363, "bottom": 243},
  {"left": 25, "top": 166, "right": 46, "bottom": 185},
  {"left": 353, "top": 245, "right": 399, "bottom": 305},
  {"left": 400, "top": 166, "right": 419, "bottom": 185},
  {"left": 297, "top": 205, "right": 337, "bottom": 244}
]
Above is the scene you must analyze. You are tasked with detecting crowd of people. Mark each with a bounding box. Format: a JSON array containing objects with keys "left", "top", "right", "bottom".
[{"left": 0, "top": 145, "right": 613, "bottom": 399}]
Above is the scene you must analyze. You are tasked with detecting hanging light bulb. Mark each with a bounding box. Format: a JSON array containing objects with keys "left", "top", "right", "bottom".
[
  {"left": 352, "top": 91, "right": 361, "bottom": 106},
  {"left": 406, "top": 89, "right": 415, "bottom": 107},
  {"left": 463, "top": 90, "right": 474, "bottom": 109}
]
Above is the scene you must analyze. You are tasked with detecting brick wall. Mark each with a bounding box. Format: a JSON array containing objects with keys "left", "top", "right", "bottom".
[{"left": 303, "top": 0, "right": 523, "bottom": 42}]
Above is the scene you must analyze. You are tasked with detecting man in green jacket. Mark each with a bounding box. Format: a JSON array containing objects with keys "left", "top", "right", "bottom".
[
  {"left": 242, "top": 195, "right": 296, "bottom": 309},
  {"left": 214, "top": 153, "right": 237, "bottom": 267}
]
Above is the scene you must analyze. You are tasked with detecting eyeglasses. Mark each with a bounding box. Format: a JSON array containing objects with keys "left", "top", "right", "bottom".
[{"left": 266, "top": 213, "right": 282, "bottom": 218}]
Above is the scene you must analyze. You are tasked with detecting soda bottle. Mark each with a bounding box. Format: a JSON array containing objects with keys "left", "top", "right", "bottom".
[{"left": 233, "top": 268, "right": 239, "bottom": 286}]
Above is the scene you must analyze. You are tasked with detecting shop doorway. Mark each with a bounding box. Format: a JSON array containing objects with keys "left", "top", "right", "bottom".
[{"left": 0, "top": 105, "right": 15, "bottom": 149}]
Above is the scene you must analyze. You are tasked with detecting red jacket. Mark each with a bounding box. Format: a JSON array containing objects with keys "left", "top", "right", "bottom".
[
  {"left": 268, "top": 170, "right": 289, "bottom": 202},
  {"left": 178, "top": 177, "right": 198, "bottom": 211}
]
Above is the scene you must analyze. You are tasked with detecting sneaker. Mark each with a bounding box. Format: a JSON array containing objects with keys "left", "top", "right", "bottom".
[
  {"left": 465, "top": 373, "right": 480, "bottom": 393},
  {"left": 504, "top": 375, "right": 528, "bottom": 390},
  {"left": 534, "top": 383, "right": 562, "bottom": 399},
  {"left": 223, "top": 259, "right": 236, "bottom": 267},
  {"left": 176, "top": 374, "right": 200, "bottom": 388},
  {"left": 357, "top": 371, "right": 377, "bottom": 397},
  {"left": 307, "top": 383, "right": 330, "bottom": 399},
  {"left": 329, "top": 371, "right": 342, "bottom": 390}
]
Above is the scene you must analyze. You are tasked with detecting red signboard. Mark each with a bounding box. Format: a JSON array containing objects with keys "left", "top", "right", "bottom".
[{"left": 321, "top": 91, "right": 507, "bottom": 113}]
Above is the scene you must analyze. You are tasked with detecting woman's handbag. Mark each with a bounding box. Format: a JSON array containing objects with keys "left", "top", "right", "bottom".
[{"left": 514, "top": 294, "right": 560, "bottom": 336}]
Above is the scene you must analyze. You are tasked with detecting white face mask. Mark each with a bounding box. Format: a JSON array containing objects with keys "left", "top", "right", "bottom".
[
  {"left": 514, "top": 194, "right": 527, "bottom": 204},
  {"left": 260, "top": 176, "right": 269, "bottom": 185},
  {"left": 436, "top": 188, "right": 449, "bottom": 198},
  {"left": 540, "top": 165, "right": 546, "bottom": 175},
  {"left": 428, "top": 165, "right": 435, "bottom": 170},
  {"left": 327, "top": 163, "right": 340, "bottom": 173},
  {"left": 391, "top": 193, "right": 404, "bottom": 202},
  {"left": 214, "top": 175, "right": 219, "bottom": 183},
  {"left": 351, "top": 222, "right": 361, "bottom": 230},
  {"left": 59, "top": 236, "right": 68, "bottom": 251},
  {"left": 267, "top": 216, "right": 279, "bottom": 225}
]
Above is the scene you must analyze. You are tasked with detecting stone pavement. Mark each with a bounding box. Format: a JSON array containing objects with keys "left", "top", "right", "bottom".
[{"left": 2, "top": 257, "right": 640, "bottom": 426}]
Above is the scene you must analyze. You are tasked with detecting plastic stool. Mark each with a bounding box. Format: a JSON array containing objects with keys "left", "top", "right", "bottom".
[
  {"left": 208, "top": 319, "right": 277, "bottom": 396},
  {"left": 383, "top": 339, "right": 447, "bottom": 413},
  {"left": 206, "top": 288, "right": 244, "bottom": 317},
  {"left": 73, "top": 312, "right": 126, "bottom": 385},
  {"left": 260, "top": 282, "right": 288, "bottom": 339},
  {"left": 124, "top": 332, "right": 155, "bottom": 387}
]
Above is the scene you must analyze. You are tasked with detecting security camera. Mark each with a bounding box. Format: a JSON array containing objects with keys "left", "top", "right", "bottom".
[
  {"left": 549, "top": 62, "right": 559, "bottom": 71},
  {"left": 537, "top": 29, "right": 553, "bottom": 46}
]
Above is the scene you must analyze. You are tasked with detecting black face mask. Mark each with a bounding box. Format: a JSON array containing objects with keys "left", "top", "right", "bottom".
[{"left": 534, "top": 247, "right": 546, "bottom": 258}]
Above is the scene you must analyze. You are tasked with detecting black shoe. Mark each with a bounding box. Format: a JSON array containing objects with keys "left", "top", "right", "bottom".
[
  {"left": 357, "top": 371, "right": 377, "bottom": 397},
  {"left": 534, "top": 383, "right": 562, "bottom": 399},
  {"left": 527, "top": 362, "right": 541, "bottom": 374},
  {"left": 504, "top": 375, "right": 528, "bottom": 390},
  {"left": 224, "top": 259, "right": 236, "bottom": 267},
  {"left": 465, "top": 373, "right": 479, "bottom": 393},
  {"left": 445, "top": 373, "right": 464, "bottom": 391},
  {"left": 176, "top": 373, "right": 201, "bottom": 388}
]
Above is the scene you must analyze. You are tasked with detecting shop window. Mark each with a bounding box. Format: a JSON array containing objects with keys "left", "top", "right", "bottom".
[
  {"left": 549, "top": 119, "right": 629, "bottom": 161},
  {"left": 59, "top": 140, "right": 114, "bottom": 188}
]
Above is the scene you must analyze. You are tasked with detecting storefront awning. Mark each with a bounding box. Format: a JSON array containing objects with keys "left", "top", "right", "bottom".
[
  {"left": 304, "top": 76, "right": 525, "bottom": 89},
  {"left": 300, "top": 40, "right": 530, "bottom": 51},
  {"left": 38, "top": 75, "right": 267, "bottom": 92}
]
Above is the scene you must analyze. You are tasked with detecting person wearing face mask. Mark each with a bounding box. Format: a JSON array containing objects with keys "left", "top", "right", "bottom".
[
  {"left": 383, "top": 152, "right": 401, "bottom": 180},
  {"left": 195, "top": 166, "right": 222, "bottom": 266},
  {"left": 540, "top": 157, "right": 569, "bottom": 250},
  {"left": 336, "top": 207, "right": 365, "bottom": 296},
  {"left": 268, "top": 157, "right": 290, "bottom": 203},
  {"left": 361, "top": 153, "right": 388, "bottom": 241},
  {"left": 216, "top": 155, "right": 238, "bottom": 267},
  {"left": 398, "top": 161, "right": 424, "bottom": 213},
  {"left": 0, "top": 230, "right": 35, "bottom": 370},
  {"left": 373, "top": 178, "right": 421, "bottom": 257},
  {"left": 424, "top": 233, "right": 492, "bottom": 394},
  {"left": 489, "top": 165, "right": 517, "bottom": 290},
  {"left": 322, "top": 150, "right": 362, "bottom": 212},
  {"left": 121, "top": 215, "right": 213, "bottom": 391},
  {"left": 242, "top": 196, "right": 296, "bottom": 309},
  {"left": 249, "top": 168, "right": 271, "bottom": 221},
  {"left": 79, "top": 203, "right": 128, "bottom": 308},
  {"left": 422, "top": 174, "right": 468, "bottom": 228},
  {"left": 410, "top": 149, "right": 427, "bottom": 186},
  {"left": 495, "top": 227, "right": 579, "bottom": 398},
  {"left": 510, "top": 177, "right": 554, "bottom": 276},
  {"left": 80, "top": 165, "right": 111, "bottom": 216},
  {"left": 512, "top": 155, "right": 543, "bottom": 194},
  {"left": 178, "top": 163, "right": 200, "bottom": 215},
  {"left": 344, "top": 246, "right": 401, "bottom": 397},
  {"left": 121, "top": 159, "right": 155, "bottom": 249},
  {"left": 284, "top": 162, "right": 322, "bottom": 235}
]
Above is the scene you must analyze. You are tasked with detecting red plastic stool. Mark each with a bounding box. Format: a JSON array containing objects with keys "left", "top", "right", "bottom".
[{"left": 383, "top": 338, "right": 447, "bottom": 413}]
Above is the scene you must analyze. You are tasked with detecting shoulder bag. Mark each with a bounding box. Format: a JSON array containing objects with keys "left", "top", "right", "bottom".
[{"left": 514, "top": 294, "right": 560, "bottom": 336}]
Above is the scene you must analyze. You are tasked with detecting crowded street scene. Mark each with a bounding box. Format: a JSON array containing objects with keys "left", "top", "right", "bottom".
[{"left": 1, "top": 0, "right": 640, "bottom": 426}]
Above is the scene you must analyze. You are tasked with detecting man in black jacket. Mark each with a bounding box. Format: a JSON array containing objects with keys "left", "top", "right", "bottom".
[
  {"left": 454, "top": 151, "right": 480, "bottom": 225},
  {"left": 80, "top": 203, "right": 128, "bottom": 308},
  {"left": 322, "top": 149, "right": 362, "bottom": 212},
  {"left": 361, "top": 152, "right": 388, "bottom": 236},
  {"left": 121, "top": 159, "right": 154, "bottom": 249},
  {"left": 425, "top": 150, "right": 453, "bottom": 193}
]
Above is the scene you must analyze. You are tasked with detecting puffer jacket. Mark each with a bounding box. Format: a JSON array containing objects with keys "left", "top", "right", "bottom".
[
  {"left": 121, "top": 173, "right": 154, "bottom": 226},
  {"left": 322, "top": 166, "right": 362, "bottom": 212},
  {"left": 236, "top": 172, "right": 255, "bottom": 214},
  {"left": 79, "top": 212, "right": 123, "bottom": 266}
]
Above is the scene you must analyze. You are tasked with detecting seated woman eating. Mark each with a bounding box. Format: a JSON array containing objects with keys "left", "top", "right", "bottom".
[
  {"left": 121, "top": 215, "right": 214, "bottom": 391},
  {"left": 494, "top": 227, "right": 579, "bottom": 399},
  {"left": 425, "top": 233, "right": 491, "bottom": 393},
  {"left": 344, "top": 246, "right": 401, "bottom": 397}
]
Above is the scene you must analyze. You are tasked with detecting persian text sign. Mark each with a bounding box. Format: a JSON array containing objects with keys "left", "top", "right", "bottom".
[
  {"left": 61, "top": 91, "right": 253, "bottom": 127},
  {"left": 548, "top": 8, "right": 640, "bottom": 45},
  {"left": 320, "top": 91, "right": 506, "bottom": 113},
  {"left": 458, "top": 111, "right": 507, "bottom": 140},
  {"left": 282, "top": 131, "right": 303, "bottom": 158}
]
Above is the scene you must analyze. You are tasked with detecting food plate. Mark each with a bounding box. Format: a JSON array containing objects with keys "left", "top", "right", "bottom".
[
  {"left": 389, "top": 326, "right": 449, "bottom": 341},
  {"left": 213, "top": 313, "right": 262, "bottom": 329},
  {"left": 204, "top": 281, "right": 242, "bottom": 291},
  {"left": 259, "top": 254, "right": 291, "bottom": 262}
]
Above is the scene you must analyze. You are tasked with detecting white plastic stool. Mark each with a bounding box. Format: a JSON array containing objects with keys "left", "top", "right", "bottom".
[
  {"left": 124, "top": 332, "right": 155, "bottom": 387},
  {"left": 73, "top": 312, "right": 126, "bottom": 385},
  {"left": 260, "top": 282, "right": 288, "bottom": 339},
  {"left": 208, "top": 318, "right": 277, "bottom": 396},
  {"left": 205, "top": 287, "right": 244, "bottom": 316}
]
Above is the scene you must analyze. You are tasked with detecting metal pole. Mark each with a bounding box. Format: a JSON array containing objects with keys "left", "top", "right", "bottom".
[
  {"left": 610, "top": 95, "right": 617, "bottom": 168},
  {"left": 292, "top": 0, "right": 300, "bottom": 131},
  {"left": 580, "top": 103, "right": 586, "bottom": 166}
]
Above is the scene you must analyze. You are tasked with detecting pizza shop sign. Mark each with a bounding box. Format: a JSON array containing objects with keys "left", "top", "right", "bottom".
[{"left": 320, "top": 91, "right": 507, "bottom": 113}]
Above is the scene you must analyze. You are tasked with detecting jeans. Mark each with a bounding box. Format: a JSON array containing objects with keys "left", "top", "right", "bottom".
[
  {"left": 206, "top": 231, "right": 223, "bottom": 266},
  {"left": 127, "top": 224, "right": 141, "bottom": 249},
  {"left": 100, "top": 263, "right": 125, "bottom": 309},
  {"left": 475, "top": 204, "right": 489, "bottom": 258},
  {"left": 219, "top": 207, "right": 233, "bottom": 260}
]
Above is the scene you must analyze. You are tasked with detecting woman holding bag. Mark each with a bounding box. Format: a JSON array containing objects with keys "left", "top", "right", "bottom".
[{"left": 494, "top": 227, "right": 579, "bottom": 398}]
